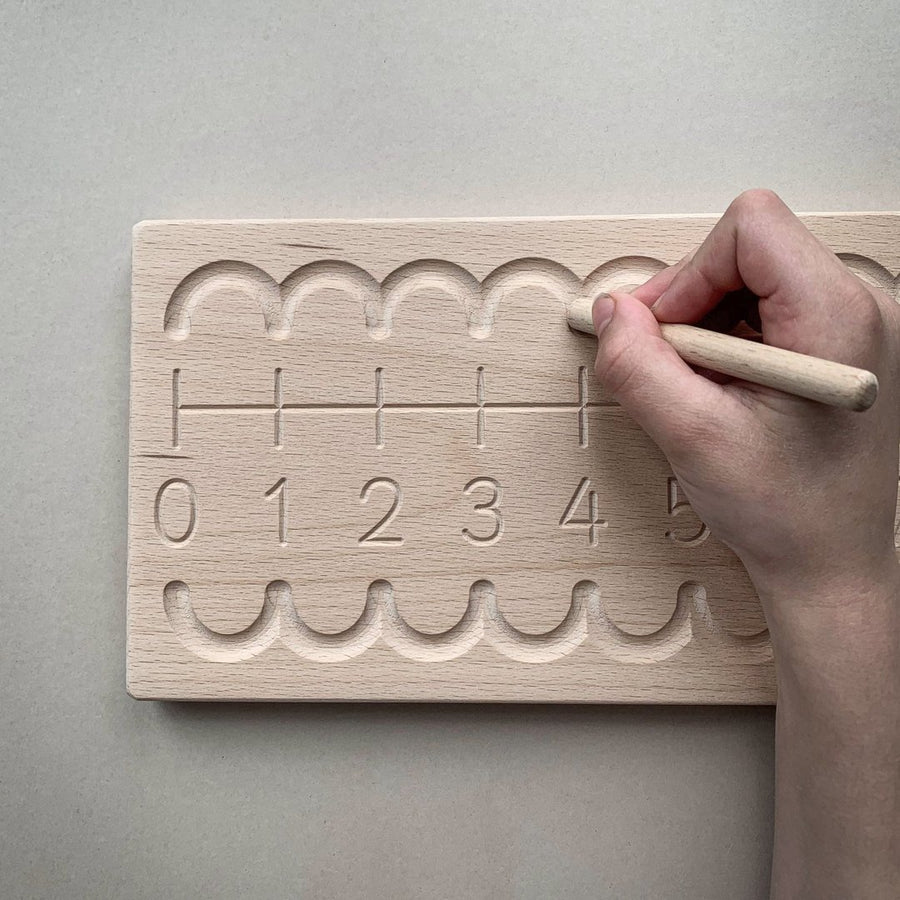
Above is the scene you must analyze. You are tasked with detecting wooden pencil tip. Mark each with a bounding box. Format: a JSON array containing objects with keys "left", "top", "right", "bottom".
[
  {"left": 567, "top": 296, "right": 596, "bottom": 335},
  {"left": 852, "top": 372, "right": 879, "bottom": 412}
]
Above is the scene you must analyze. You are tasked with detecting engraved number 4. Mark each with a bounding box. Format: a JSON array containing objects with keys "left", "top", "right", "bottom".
[{"left": 559, "top": 477, "right": 607, "bottom": 546}]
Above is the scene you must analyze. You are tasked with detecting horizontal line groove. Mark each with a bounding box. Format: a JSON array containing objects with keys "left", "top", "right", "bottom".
[{"left": 179, "top": 401, "right": 620, "bottom": 413}]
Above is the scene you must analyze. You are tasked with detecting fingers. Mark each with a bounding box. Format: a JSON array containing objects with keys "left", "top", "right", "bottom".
[
  {"left": 649, "top": 190, "right": 882, "bottom": 365},
  {"left": 631, "top": 251, "right": 694, "bottom": 306},
  {"left": 695, "top": 289, "right": 761, "bottom": 335},
  {"left": 592, "top": 291, "right": 731, "bottom": 456},
  {"left": 649, "top": 190, "right": 813, "bottom": 322}
]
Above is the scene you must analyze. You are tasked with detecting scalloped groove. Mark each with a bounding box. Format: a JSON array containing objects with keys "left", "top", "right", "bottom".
[
  {"left": 162, "top": 579, "right": 770, "bottom": 665},
  {"left": 164, "top": 256, "right": 682, "bottom": 341},
  {"left": 165, "top": 254, "right": 899, "bottom": 343},
  {"left": 838, "top": 253, "right": 899, "bottom": 299}
]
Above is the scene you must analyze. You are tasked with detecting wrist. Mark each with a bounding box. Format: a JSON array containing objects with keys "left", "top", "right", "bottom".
[
  {"left": 747, "top": 550, "right": 900, "bottom": 618},
  {"left": 750, "top": 556, "right": 900, "bottom": 703}
]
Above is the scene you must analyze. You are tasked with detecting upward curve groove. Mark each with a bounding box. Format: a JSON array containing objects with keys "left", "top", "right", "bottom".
[{"left": 161, "top": 578, "right": 771, "bottom": 665}]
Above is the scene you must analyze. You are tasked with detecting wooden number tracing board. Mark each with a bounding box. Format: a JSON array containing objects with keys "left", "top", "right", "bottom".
[{"left": 128, "top": 214, "right": 900, "bottom": 702}]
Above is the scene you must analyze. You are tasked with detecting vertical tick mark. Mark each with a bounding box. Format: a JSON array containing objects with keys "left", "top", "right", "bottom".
[
  {"left": 476, "top": 366, "right": 486, "bottom": 449},
  {"left": 172, "top": 368, "right": 181, "bottom": 449},
  {"left": 375, "top": 367, "right": 385, "bottom": 449},
  {"left": 578, "top": 366, "right": 588, "bottom": 448},
  {"left": 274, "top": 368, "right": 284, "bottom": 449},
  {"left": 588, "top": 488, "right": 600, "bottom": 546}
]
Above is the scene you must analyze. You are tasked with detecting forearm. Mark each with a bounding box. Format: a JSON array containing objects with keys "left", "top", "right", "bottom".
[{"left": 761, "top": 565, "right": 900, "bottom": 899}]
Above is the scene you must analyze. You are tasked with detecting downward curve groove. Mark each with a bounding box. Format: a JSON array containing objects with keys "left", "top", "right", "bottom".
[{"left": 163, "top": 256, "right": 677, "bottom": 340}]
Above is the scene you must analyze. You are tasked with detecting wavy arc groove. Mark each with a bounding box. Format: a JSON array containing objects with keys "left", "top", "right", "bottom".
[
  {"left": 838, "top": 254, "right": 899, "bottom": 299},
  {"left": 164, "top": 254, "right": 898, "bottom": 341},
  {"left": 380, "top": 579, "right": 486, "bottom": 661},
  {"left": 162, "top": 579, "right": 771, "bottom": 665},
  {"left": 163, "top": 256, "right": 683, "bottom": 340},
  {"left": 483, "top": 579, "right": 595, "bottom": 662}
]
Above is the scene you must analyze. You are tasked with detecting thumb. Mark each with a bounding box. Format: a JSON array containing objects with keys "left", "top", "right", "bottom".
[{"left": 593, "top": 291, "right": 728, "bottom": 453}]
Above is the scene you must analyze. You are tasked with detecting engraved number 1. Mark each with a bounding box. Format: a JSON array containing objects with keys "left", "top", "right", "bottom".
[
  {"left": 559, "top": 477, "right": 607, "bottom": 546},
  {"left": 265, "top": 477, "right": 288, "bottom": 546}
]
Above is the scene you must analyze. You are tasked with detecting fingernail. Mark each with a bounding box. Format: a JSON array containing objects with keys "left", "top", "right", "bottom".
[
  {"left": 650, "top": 289, "right": 668, "bottom": 313},
  {"left": 593, "top": 293, "right": 615, "bottom": 335}
]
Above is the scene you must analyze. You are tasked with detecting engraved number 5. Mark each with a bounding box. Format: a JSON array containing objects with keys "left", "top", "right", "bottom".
[
  {"left": 462, "top": 477, "right": 504, "bottom": 545},
  {"left": 666, "top": 476, "right": 710, "bottom": 546}
]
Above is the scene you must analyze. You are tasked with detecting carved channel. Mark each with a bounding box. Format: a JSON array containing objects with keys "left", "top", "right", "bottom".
[
  {"left": 164, "top": 254, "right": 898, "bottom": 342},
  {"left": 163, "top": 256, "right": 677, "bottom": 340},
  {"left": 162, "top": 579, "right": 771, "bottom": 664}
]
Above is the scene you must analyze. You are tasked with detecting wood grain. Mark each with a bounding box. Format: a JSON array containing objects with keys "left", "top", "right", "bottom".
[{"left": 128, "top": 214, "right": 900, "bottom": 702}]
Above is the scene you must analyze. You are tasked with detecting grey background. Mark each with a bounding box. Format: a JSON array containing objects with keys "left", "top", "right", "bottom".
[{"left": 2, "top": 1, "right": 898, "bottom": 897}]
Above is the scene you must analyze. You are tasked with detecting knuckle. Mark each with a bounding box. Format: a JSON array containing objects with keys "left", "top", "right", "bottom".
[
  {"left": 857, "top": 291, "right": 884, "bottom": 340},
  {"left": 886, "top": 303, "right": 900, "bottom": 378},
  {"left": 838, "top": 284, "right": 891, "bottom": 370},
  {"left": 844, "top": 282, "right": 885, "bottom": 341},
  {"left": 728, "top": 188, "right": 786, "bottom": 221},
  {"left": 885, "top": 291, "right": 900, "bottom": 335}
]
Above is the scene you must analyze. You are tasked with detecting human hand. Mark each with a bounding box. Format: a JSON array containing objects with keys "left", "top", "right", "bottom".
[
  {"left": 591, "top": 190, "right": 900, "bottom": 609},
  {"left": 591, "top": 188, "right": 900, "bottom": 897}
]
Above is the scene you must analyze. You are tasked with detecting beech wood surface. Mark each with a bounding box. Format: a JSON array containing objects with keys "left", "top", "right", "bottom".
[{"left": 128, "top": 214, "right": 900, "bottom": 702}]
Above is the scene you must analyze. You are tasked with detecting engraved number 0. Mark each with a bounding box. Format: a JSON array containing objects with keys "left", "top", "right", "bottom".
[
  {"left": 359, "top": 478, "right": 403, "bottom": 544},
  {"left": 559, "top": 477, "right": 607, "bottom": 546},
  {"left": 462, "top": 477, "right": 504, "bottom": 545},
  {"left": 154, "top": 478, "right": 197, "bottom": 546}
]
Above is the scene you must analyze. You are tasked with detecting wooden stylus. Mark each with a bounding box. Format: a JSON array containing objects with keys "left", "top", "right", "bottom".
[{"left": 567, "top": 296, "right": 878, "bottom": 412}]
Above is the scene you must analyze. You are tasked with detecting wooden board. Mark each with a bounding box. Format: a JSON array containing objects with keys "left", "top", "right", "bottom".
[{"left": 128, "top": 214, "right": 900, "bottom": 702}]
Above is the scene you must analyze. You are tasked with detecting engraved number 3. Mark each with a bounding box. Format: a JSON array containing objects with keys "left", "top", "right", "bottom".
[
  {"left": 462, "top": 477, "right": 504, "bottom": 545},
  {"left": 359, "top": 478, "right": 403, "bottom": 544}
]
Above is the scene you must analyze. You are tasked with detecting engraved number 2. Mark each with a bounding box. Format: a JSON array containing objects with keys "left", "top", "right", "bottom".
[
  {"left": 666, "top": 476, "right": 710, "bottom": 546},
  {"left": 359, "top": 478, "right": 403, "bottom": 544},
  {"left": 462, "top": 477, "right": 503, "bottom": 545},
  {"left": 559, "top": 477, "right": 607, "bottom": 546}
]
